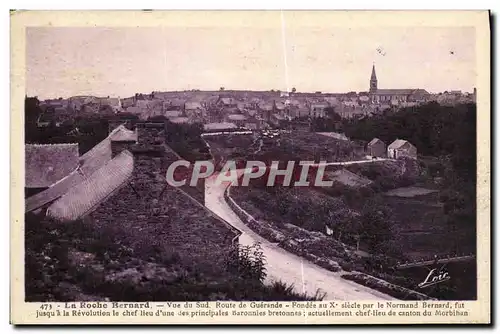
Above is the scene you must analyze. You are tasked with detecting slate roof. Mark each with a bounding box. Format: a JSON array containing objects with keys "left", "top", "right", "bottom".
[
  {"left": 125, "top": 106, "right": 141, "bottom": 114},
  {"left": 109, "top": 125, "right": 138, "bottom": 142},
  {"left": 164, "top": 110, "right": 182, "bottom": 118},
  {"left": 388, "top": 139, "right": 412, "bottom": 150},
  {"left": 47, "top": 150, "right": 134, "bottom": 222},
  {"left": 368, "top": 138, "right": 385, "bottom": 146},
  {"left": 374, "top": 89, "right": 430, "bottom": 96},
  {"left": 25, "top": 169, "right": 86, "bottom": 212},
  {"left": 219, "top": 97, "right": 236, "bottom": 105},
  {"left": 185, "top": 101, "right": 204, "bottom": 110},
  {"left": 275, "top": 102, "right": 286, "bottom": 110},
  {"left": 169, "top": 117, "right": 190, "bottom": 124},
  {"left": 25, "top": 144, "right": 79, "bottom": 188},
  {"left": 258, "top": 102, "right": 274, "bottom": 111},
  {"left": 204, "top": 122, "right": 238, "bottom": 131},
  {"left": 227, "top": 114, "right": 247, "bottom": 121},
  {"left": 25, "top": 125, "right": 136, "bottom": 212}
]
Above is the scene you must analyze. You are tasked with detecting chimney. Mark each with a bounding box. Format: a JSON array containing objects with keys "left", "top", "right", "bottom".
[{"left": 110, "top": 126, "right": 138, "bottom": 158}]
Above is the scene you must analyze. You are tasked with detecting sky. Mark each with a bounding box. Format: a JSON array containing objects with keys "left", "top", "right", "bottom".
[{"left": 26, "top": 17, "right": 476, "bottom": 100}]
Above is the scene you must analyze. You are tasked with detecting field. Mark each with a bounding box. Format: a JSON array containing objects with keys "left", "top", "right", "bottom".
[
  {"left": 325, "top": 169, "right": 373, "bottom": 188},
  {"left": 385, "top": 186, "right": 438, "bottom": 198},
  {"left": 227, "top": 155, "right": 476, "bottom": 300},
  {"left": 380, "top": 191, "right": 474, "bottom": 260},
  {"left": 204, "top": 131, "right": 365, "bottom": 169}
]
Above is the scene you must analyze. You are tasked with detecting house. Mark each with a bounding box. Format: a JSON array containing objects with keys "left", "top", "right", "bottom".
[
  {"left": 367, "top": 138, "right": 386, "bottom": 157},
  {"left": 258, "top": 102, "right": 275, "bottom": 122},
  {"left": 204, "top": 95, "right": 220, "bottom": 108},
  {"left": 125, "top": 106, "right": 142, "bottom": 115},
  {"left": 270, "top": 114, "right": 289, "bottom": 128},
  {"left": 290, "top": 105, "right": 310, "bottom": 119},
  {"left": 216, "top": 97, "right": 238, "bottom": 109},
  {"left": 244, "top": 120, "right": 261, "bottom": 130},
  {"left": 168, "top": 117, "right": 191, "bottom": 124},
  {"left": 387, "top": 139, "right": 417, "bottom": 159},
  {"left": 226, "top": 114, "right": 248, "bottom": 127},
  {"left": 184, "top": 101, "right": 205, "bottom": 115},
  {"left": 25, "top": 125, "right": 138, "bottom": 213},
  {"left": 164, "top": 110, "right": 183, "bottom": 119},
  {"left": 309, "top": 103, "right": 329, "bottom": 118},
  {"left": 36, "top": 112, "right": 52, "bottom": 127},
  {"left": 68, "top": 96, "right": 100, "bottom": 112},
  {"left": 121, "top": 96, "right": 136, "bottom": 109},
  {"left": 166, "top": 99, "right": 185, "bottom": 111},
  {"left": 184, "top": 101, "right": 206, "bottom": 122},
  {"left": 275, "top": 101, "right": 286, "bottom": 114},
  {"left": 203, "top": 122, "right": 238, "bottom": 132},
  {"left": 81, "top": 102, "right": 101, "bottom": 114},
  {"left": 25, "top": 143, "right": 80, "bottom": 197},
  {"left": 41, "top": 99, "right": 69, "bottom": 110}
]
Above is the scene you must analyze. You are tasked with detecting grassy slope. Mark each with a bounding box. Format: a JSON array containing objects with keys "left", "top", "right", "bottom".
[{"left": 25, "top": 184, "right": 323, "bottom": 302}]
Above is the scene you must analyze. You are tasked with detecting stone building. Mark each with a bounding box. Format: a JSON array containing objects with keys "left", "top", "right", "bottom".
[
  {"left": 387, "top": 139, "right": 417, "bottom": 159},
  {"left": 369, "top": 64, "right": 430, "bottom": 103},
  {"left": 367, "top": 138, "right": 386, "bottom": 157}
]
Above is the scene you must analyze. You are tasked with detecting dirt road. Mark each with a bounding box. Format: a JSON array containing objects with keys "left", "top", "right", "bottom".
[{"left": 205, "top": 170, "right": 395, "bottom": 301}]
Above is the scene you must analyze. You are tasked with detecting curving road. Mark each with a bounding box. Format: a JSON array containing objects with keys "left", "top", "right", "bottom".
[{"left": 205, "top": 164, "right": 395, "bottom": 300}]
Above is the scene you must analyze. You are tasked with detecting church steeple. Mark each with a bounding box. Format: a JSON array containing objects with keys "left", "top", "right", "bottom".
[{"left": 370, "top": 63, "right": 378, "bottom": 93}]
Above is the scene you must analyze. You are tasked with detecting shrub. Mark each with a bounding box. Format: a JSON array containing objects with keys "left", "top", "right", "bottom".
[{"left": 226, "top": 242, "right": 267, "bottom": 283}]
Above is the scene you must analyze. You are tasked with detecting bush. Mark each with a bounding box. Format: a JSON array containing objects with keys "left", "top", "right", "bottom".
[{"left": 226, "top": 242, "right": 267, "bottom": 283}]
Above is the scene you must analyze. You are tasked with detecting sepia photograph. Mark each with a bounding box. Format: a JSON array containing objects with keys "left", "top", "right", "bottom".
[{"left": 11, "top": 10, "right": 490, "bottom": 324}]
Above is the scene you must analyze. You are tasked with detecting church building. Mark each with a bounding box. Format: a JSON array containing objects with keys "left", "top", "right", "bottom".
[{"left": 369, "top": 64, "right": 429, "bottom": 104}]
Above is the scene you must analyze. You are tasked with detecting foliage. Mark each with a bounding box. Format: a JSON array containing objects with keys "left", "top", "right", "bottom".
[
  {"left": 164, "top": 120, "right": 210, "bottom": 162},
  {"left": 309, "top": 114, "right": 342, "bottom": 132},
  {"left": 25, "top": 212, "right": 323, "bottom": 301},
  {"left": 344, "top": 102, "right": 476, "bottom": 249},
  {"left": 226, "top": 242, "right": 267, "bottom": 283}
]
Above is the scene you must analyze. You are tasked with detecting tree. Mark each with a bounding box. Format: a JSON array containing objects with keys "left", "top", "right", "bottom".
[
  {"left": 358, "top": 200, "right": 395, "bottom": 253},
  {"left": 291, "top": 87, "right": 296, "bottom": 93},
  {"left": 220, "top": 87, "right": 225, "bottom": 91}
]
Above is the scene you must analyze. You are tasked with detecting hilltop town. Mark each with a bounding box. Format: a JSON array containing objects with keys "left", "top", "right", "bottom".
[{"left": 34, "top": 66, "right": 476, "bottom": 132}]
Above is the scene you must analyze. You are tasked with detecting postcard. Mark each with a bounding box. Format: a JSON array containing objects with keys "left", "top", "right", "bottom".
[{"left": 10, "top": 10, "right": 490, "bottom": 325}]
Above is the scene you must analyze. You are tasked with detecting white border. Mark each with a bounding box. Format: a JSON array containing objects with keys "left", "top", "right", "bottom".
[{"left": 3, "top": 2, "right": 497, "bottom": 332}]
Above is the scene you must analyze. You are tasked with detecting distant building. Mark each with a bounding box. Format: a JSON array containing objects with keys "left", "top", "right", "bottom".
[
  {"left": 216, "top": 97, "right": 238, "bottom": 109},
  {"left": 309, "top": 103, "right": 329, "bottom": 118},
  {"left": 204, "top": 122, "right": 238, "bottom": 132},
  {"left": 184, "top": 101, "right": 206, "bottom": 122},
  {"left": 387, "top": 139, "right": 417, "bottom": 159},
  {"left": 226, "top": 114, "right": 248, "bottom": 127},
  {"left": 367, "top": 138, "right": 386, "bottom": 157},
  {"left": 168, "top": 117, "right": 190, "bottom": 124},
  {"left": 121, "top": 96, "right": 136, "bottom": 109},
  {"left": 369, "top": 64, "right": 430, "bottom": 103}
]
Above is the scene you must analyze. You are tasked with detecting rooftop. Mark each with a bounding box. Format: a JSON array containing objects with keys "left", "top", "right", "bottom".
[
  {"left": 204, "top": 122, "right": 238, "bottom": 131},
  {"left": 25, "top": 143, "right": 79, "bottom": 188},
  {"left": 388, "top": 139, "right": 412, "bottom": 149}
]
